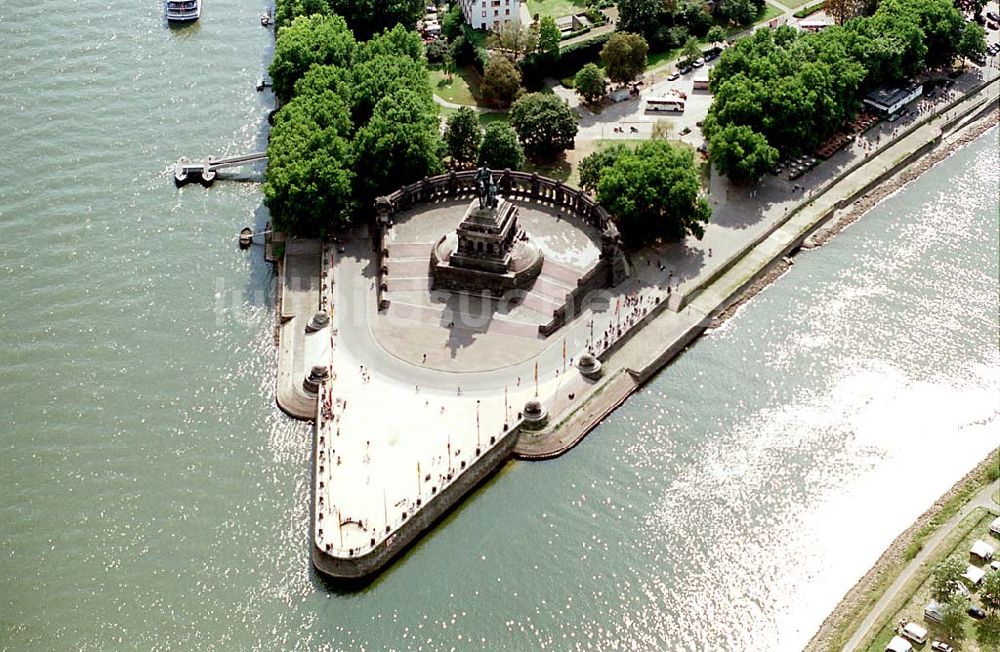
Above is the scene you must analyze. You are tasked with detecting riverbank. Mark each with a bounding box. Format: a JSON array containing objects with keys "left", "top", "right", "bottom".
[
  {"left": 708, "top": 104, "right": 999, "bottom": 330},
  {"left": 805, "top": 448, "right": 1000, "bottom": 652},
  {"left": 519, "top": 79, "right": 999, "bottom": 458},
  {"left": 281, "top": 74, "right": 998, "bottom": 580}
]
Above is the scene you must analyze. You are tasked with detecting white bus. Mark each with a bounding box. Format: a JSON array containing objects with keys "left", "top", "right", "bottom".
[{"left": 644, "top": 97, "right": 685, "bottom": 113}]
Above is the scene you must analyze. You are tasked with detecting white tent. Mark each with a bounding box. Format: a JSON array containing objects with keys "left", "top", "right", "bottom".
[
  {"left": 971, "top": 539, "right": 995, "bottom": 561},
  {"left": 989, "top": 515, "right": 1000, "bottom": 535},
  {"left": 962, "top": 563, "right": 986, "bottom": 586},
  {"left": 885, "top": 635, "right": 913, "bottom": 652}
]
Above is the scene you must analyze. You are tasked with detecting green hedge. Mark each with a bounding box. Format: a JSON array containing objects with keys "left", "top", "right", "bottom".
[{"left": 793, "top": 2, "right": 825, "bottom": 19}]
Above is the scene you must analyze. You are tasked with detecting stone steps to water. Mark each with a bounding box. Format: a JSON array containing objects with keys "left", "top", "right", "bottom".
[
  {"left": 540, "top": 259, "right": 580, "bottom": 285},
  {"left": 520, "top": 291, "right": 562, "bottom": 315},
  {"left": 385, "top": 302, "right": 542, "bottom": 338},
  {"left": 386, "top": 242, "right": 433, "bottom": 259},
  {"left": 531, "top": 275, "right": 573, "bottom": 302},
  {"left": 385, "top": 258, "right": 429, "bottom": 277},
  {"left": 385, "top": 277, "right": 431, "bottom": 292}
]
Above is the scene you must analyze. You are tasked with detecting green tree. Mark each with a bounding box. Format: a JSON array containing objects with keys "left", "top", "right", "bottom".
[
  {"left": 617, "top": 0, "right": 670, "bottom": 38},
  {"left": 538, "top": 16, "right": 562, "bottom": 58},
  {"left": 328, "top": 0, "right": 425, "bottom": 40},
  {"left": 425, "top": 38, "right": 449, "bottom": 64},
  {"left": 940, "top": 595, "right": 970, "bottom": 642},
  {"left": 352, "top": 89, "right": 443, "bottom": 203},
  {"left": 596, "top": 140, "right": 711, "bottom": 246},
  {"left": 444, "top": 107, "right": 482, "bottom": 168},
  {"left": 708, "top": 124, "right": 778, "bottom": 184},
  {"left": 354, "top": 24, "right": 426, "bottom": 63},
  {"left": 480, "top": 55, "right": 523, "bottom": 107},
  {"left": 263, "top": 93, "right": 355, "bottom": 233},
  {"left": 487, "top": 22, "right": 538, "bottom": 61},
  {"left": 681, "top": 36, "right": 702, "bottom": 65},
  {"left": 292, "top": 64, "right": 352, "bottom": 104},
  {"left": 269, "top": 14, "right": 356, "bottom": 103},
  {"left": 981, "top": 569, "right": 1000, "bottom": 614},
  {"left": 824, "top": 0, "right": 864, "bottom": 25},
  {"left": 479, "top": 123, "right": 525, "bottom": 169},
  {"left": 574, "top": 63, "right": 607, "bottom": 105},
  {"left": 509, "top": 93, "right": 579, "bottom": 161},
  {"left": 600, "top": 32, "right": 649, "bottom": 84},
  {"left": 931, "top": 556, "right": 969, "bottom": 603},
  {"left": 957, "top": 22, "right": 987, "bottom": 63},
  {"left": 976, "top": 614, "right": 1000, "bottom": 650},
  {"left": 351, "top": 53, "right": 431, "bottom": 125},
  {"left": 722, "top": 0, "right": 757, "bottom": 25},
  {"left": 442, "top": 4, "right": 464, "bottom": 40},
  {"left": 706, "top": 25, "right": 727, "bottom": 45},
  {"left": 578, "top": 143, "right": 630, "bottom": 192},
  {"left": 274, "top": 0, "right": 331, "bottom": 33}
]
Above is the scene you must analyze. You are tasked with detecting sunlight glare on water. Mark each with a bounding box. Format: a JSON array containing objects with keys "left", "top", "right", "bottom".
[{"left": 1, "top": 0, "right": 997, "bottom": 648}]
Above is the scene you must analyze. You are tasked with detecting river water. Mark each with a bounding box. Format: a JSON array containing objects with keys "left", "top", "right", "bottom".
[{"left": 2, "top": 2, "right": 998, "bottom": 651}]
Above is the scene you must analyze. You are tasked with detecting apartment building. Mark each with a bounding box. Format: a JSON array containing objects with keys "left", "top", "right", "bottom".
[{"left": 457, "top": 0, "right": 520, "bottom": 30}]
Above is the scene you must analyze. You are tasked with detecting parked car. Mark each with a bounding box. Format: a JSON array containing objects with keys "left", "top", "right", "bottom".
[
  {"left": 888, "top": 112, "right": 902, "bottom": 122},
  {"left": 931, "top": 642, "right": 954, "bottom": 652},
  {"left": 986, "top": 10, "right": 1000, "bottom": 21},
  {"left": 968, "top": 607, "right": 987, "bottom": 620},
  {"left": 668, "top": 71, "right": 680, "bottom": 81},
  {"left": 679, "top": 65, "right": 692, "bottom": 74},
  {"left": 987, "top": 20, "right": 998, "bottom": 30},
  {"left": 692, "top": 57, "right": 705, "bottom": 68},
  {"left": 943, "top": 78, "right": 956, "bottom": 88}
]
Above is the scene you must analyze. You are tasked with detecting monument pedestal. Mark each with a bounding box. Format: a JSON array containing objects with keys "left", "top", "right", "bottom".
[{"left": 431, "top": 197, "right": 543, "bottom": 295}]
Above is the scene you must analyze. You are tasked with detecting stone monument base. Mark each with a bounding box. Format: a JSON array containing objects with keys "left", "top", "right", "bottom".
[{"left": 430, "top": 198, "right": 544, "bottom": 296}]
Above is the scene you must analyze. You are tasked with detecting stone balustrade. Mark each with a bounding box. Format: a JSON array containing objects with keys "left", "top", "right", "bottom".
[{"left": 377, "top": 170, "right": 612, "bottom": 231}]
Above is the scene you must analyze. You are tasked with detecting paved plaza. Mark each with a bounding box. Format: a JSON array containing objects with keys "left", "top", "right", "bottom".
[{"left": 304, "top": 26, "right": 1000, "bottom": 565}]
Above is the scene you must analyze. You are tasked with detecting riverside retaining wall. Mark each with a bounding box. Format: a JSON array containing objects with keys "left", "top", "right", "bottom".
[{"left": 312, "top": 419, "right": 523, "bottom": 581}]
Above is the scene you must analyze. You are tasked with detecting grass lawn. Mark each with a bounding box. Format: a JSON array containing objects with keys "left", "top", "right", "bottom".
[
  {"left": 524, "top": 0, "right": 588, "bottom": 20},
  {"left": 429, "top": 65, "right": 484, "bottom": 107},
  {"left": 775, "top": 0, "right": 815, "bottom": 8},
  {"left": 860, "top": 508, "right": 1000, "bottom": 652},
  {"left": 749, "top": 4, "right": 785, "bottom": 28},
  {"left": 438, "top": 105, "right": 510, "bottom": 127}
]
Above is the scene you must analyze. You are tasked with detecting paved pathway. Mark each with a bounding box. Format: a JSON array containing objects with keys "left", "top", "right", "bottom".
[{"left": 844, "top": 479, "right": 1000, "bottom": 652}]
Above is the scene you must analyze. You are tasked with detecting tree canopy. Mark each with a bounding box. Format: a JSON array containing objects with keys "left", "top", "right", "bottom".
[
  {"left": 958, "top": 22, "right": 987, "bottom": 62},
  {"left": 982, "top": 569, "right": 1000, "bottom": 614},
  {"left": 479, "top": 123, "right": 526, "bottom": 170},
  {"left": 708, "top": 123, "right": 778, "bottom": 184},
  {"left": 574, "top": 63, "right": 607, "bottom": 105},
  {"left": 509, "top": 93, "right": 579, "bottom": 161},
  {"left": 269, "top": 14, "right": 356, "bottom": 103},
  {"left": 705, "top": 0, "right": 971, "bottom": 168},
  {"left": 444, "top": 107, "right": 482, "bottom": 168},
  {"left": 327, "top": 0, "right": 424, "bottom": 41},
  {"left": 481, "top": 55, "right": 523, "bottom": 107},
  {"left": 538, "top": 16, "right": 562, "bottom": 59},
  {"left": 352, "top": 89, "right": 443, "bottom": 205},
  {"left": 940, "top": 595, "right": 970, "bottom": 642},
  {"left": 263, "top": 93, "right": 355, "bottom": 234},
  {"left": 578, "top": 143, "right": 631, "bottom": 193},
  {"left": 264, "top": 18, "right": 442, "bottom": 234},
  {"left": 350, "top": 53, "right": 432, "bottom": 125},
  {"left": 596, "top": 140, "right": 711, "bottom": 246},
  {"left": 617, "top": 0, "right": 670, "bottom": 40},
  {"left": 600, "top": 32, "right": 649, "bottom": 84},
  {"left": 931, "top": 556, "right": 968, "bottom": 603},
  {"left": 487, "top": 22, "right": 539, "bottom": 62}
]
